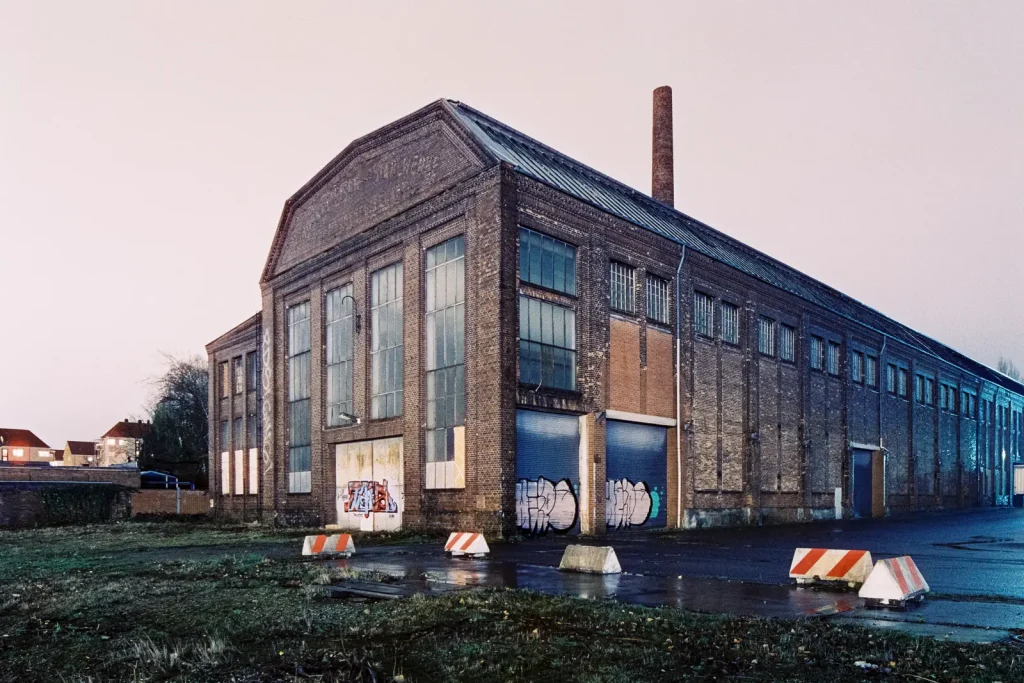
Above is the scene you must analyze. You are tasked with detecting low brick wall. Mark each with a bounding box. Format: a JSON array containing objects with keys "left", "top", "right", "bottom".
[
  {"left": 0, "top": 482, "right": 132, "bottom": 528},
  {"left": 131, "top": 489, "right": 210, "bottom": 516},
  {"left": 0, "top": 465, "right": 140, "bottom": 489}
]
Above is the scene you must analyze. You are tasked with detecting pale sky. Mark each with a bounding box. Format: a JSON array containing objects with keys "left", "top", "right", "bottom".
[{"left": 1, "top": 1, "right": 1022, "bottom": 448}]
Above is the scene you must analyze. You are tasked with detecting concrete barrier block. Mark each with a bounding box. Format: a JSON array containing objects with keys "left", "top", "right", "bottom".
[
  {"left": 789, "top": 548, "right": 873, "bottom": 587},
  {"left": 559, "top": 545, "right": 621, "bottom": 574},
  {"left": 445, "top": 532, "right": 489, "bottom": 557},
  {"left": 302, "top": 533, "right": 355, "bottom": 557},
  {"left": 858, "top": 556, "right": 929, "bottom": 605}
]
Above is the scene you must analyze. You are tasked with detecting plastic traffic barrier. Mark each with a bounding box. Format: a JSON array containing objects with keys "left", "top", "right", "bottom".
[
  {"left": 558, "top": 545, "right": 622, "bottom": 574},
  {"left": 302, "top": 533, "right": 355, "bottom": 558},
  {"left": 789, "top": 548, "right": 874, "bottom": 588},
  {"left": 858, "top": 556, "right": 930, "bottom": 605},
  {"left": 445, "top": 532, "right": 490, "bottom": 557}
]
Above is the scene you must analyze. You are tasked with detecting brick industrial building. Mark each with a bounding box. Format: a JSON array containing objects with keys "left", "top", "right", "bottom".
[{"left": 207, "top": 88, "right": 1024, "bottom": 533}]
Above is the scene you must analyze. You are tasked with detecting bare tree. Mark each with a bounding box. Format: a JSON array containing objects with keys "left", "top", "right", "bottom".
[
  {"left": 998, "top": 357, "right": 1022, "bottom": 382},
  {"left": 140, "top": 354, "right": 209, "bottom": 483}
]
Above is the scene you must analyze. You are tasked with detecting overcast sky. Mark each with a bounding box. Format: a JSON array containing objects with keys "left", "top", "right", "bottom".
[{"left": 1, "top": 1, "right": 1022, "bottom": 448}]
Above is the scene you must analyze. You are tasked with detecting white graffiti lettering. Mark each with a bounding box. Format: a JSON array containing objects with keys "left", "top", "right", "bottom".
[
  {"left": 343, "top": 480, "right": 399, "bottom": 518},
  {"left": 515, "top": 477, "right": 578, "bottom": 534},
  {"left": 605, "top": 479, "right": 652, "bottom": 528}
]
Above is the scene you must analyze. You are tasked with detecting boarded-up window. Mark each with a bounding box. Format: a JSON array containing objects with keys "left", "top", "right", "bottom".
[
  {"left": 325, "top": 284, "right": 355, "bottom": 426},
  {"left": 425, "top": 237, "right": 466, "bottom": 483},
  {"left": 287, "top": 301, "right": 311, "bottom": 494},
  {"left": 610, "top": 262, "right": 635, "bottom": 314},
  {"left": 371, "top": 263, "right": 404, "bottom": 419},
  {"left": 694, "top": 292, "right": 714, "bottom": 337},
  {"left": 519, "top": 295, "right": 576, "bottom": 391},
  {"left": 758, "top": 316, "right": 775, "bottom": 356},
  {"left": 519, "top": 227, "right": 576, "bottom": 295}
]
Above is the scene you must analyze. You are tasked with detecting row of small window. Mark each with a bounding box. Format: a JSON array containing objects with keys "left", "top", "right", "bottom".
[
  {"left": 219, "top": 352, "right": 260, "bottom": 398},
  {"left": 520, "top": 227, "right": 672, "bottom": 325}
]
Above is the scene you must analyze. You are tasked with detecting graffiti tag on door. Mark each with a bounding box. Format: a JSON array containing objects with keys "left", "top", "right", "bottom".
[
  {"left": 343, "top": 480, "right": 399, "bottom": 518},
  {"left": 515, "top": 477, "right": 578, "bottom": 534},
  {"left": 605, "top": 478, "right": 653, "bottom": 528}
]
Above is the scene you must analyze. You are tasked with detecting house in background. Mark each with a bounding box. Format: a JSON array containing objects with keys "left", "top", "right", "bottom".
[
  {"left": 0, "top": 428, "right": 56, "bottom": 463},
  {"left": 62, "top": 441, "right": 98, "bottom": 467},
  {"left": 96, "top": 420, "right": 152, "bottom": 467}
]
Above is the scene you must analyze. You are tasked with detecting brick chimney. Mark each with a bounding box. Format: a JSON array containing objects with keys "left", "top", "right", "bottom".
[{"left": 652, "top": 85, "right": 674, "bottom": 207}]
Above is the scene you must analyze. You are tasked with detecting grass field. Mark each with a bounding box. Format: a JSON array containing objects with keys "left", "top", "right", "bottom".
[{"left": 0, "top": 521, "right": 1021, "bottom": 682}]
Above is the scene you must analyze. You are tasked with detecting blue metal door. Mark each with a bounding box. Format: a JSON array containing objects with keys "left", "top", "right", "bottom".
[
  {"left": 515, "top": 410, "right": 580, "bottom": 534},
  {"left": 852, "top": 449, "right": 872, "bottom": 518},
  {"left": 606, "top": 420, "right": 667, "bottom": 529}
]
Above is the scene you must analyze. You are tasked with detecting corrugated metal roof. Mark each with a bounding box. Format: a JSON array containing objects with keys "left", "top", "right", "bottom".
[{"left": 449, "top": 101, "right": 1024, "bottom": 396}]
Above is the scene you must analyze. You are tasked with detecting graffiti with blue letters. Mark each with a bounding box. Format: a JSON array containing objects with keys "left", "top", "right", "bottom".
[{"left": 344, "top": 480, "right": 399, "bottom": 518}]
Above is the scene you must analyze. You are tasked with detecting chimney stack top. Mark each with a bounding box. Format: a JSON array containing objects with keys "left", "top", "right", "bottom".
[{"left": 652, "top": 86, "right": 674, "bottom": 207}]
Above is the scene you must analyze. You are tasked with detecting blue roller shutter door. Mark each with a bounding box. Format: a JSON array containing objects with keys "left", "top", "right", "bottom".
[
  {"left": 606, "top": 420, "right": 667, "bottom": 529},
  {"left": 515, "top": 409, "right": 580, "bottom": 534}
]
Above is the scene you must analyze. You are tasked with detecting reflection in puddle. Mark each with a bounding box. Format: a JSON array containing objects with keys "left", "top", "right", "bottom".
[{"left": 322, "top": 555, "right": 854, "bottom": 619}]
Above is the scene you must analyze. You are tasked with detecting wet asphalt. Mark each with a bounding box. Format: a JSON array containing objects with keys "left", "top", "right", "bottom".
[{"left": 321, "top": 508, "right": 1024, "bottom": 642}]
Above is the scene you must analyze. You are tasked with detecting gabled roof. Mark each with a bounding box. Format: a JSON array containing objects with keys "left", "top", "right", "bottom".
[
  {"left": 0, "top": 428, "right": 49, "bottom": 449},
  {"left": 66, "top": 440, "right": 96, "bottom": 456},
  {"left": 103, "top": 421, "right": 152, "bottom": 439},
  {"left": 446, "top": 101, "right": 1024, "bottom": 397}
]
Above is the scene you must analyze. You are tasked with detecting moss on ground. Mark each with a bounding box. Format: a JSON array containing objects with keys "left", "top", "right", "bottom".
[{"left": 0, "top": 524, "right": 1021, "bottom": 682}]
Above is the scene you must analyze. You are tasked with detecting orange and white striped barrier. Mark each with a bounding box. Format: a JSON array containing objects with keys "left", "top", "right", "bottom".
[
  {"left": 302, "top": 533, "right": 356, "bottom": 558},
  {"left": 444, "top": 532, "right": 489, "bottom": 557},
  {"left": 789, "top": 548, "right": 874, "bottom": 588},
  {"left": 858, "top": 556, "right": 930, "bottom": 605}
]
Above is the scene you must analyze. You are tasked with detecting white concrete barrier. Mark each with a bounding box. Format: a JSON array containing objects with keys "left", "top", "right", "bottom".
[
  {"left": 558, "top": 545, "right": 621, "bottom": 574},
  {"left": 858, "top": 556, "right": 930, "bottom": 605},
  {"left": 789, "top": 548, "right": 873, "bottom": 588},
  {"left": 302, "top": 533, "right": 355, "bottom": 558},
  {"left": 445, "top": 532, "right": 490, "bottom": 557}
]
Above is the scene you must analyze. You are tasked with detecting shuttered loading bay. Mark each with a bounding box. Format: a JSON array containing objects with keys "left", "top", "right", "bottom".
[
  {"left": 515, "top": 410, "right": 580, "bottom": 535},
  {"left": 606, "top": 421, "right": 667, "bottom": 529}
]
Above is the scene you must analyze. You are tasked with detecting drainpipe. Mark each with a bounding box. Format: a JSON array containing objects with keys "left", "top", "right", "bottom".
[{"left": 675, "top": 245, "right": 687, "bottom": 528}]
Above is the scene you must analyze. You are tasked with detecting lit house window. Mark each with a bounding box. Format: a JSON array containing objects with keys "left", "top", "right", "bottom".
[
  {"left": 107, "top": 438, "right": 116, "bottom": 446},
  {"left": 646, "top": 274, "right": 669, "bottom": 325},
  {"left": 779, "top": 324, "right": 796, "bottom": 362},
  {"left": 325, "top": 284, "right": 355, "bottom": 426},
  {"left": 233, "top": 356, "right": 244, "bottom": 395},
  {"left": 519, "top": 295, "right": 576, "bottom": 390},
  {"left": 810, "top": 336, "right": 825, "bottom": 371},
  {"left": 519, "top": 227, "right": 576, "bottom": 295},
  {"left": 720, "top": 302, "right": 740, "bottom": 344},
  {"left": 286, "top": 301, "right": 311, "bottom": 494},
  {"left": 758, "top": 317, "right": 775, "bottom": 356},
  {"left": 851, "top": 351, "right": 864, "bottom": 383},
  {"left": 425, "top": 236, "right": 466, "bottom": 475},
  {"left": 826, "top": 341, "right": 840, "bottom": 376},
  {"left": 694, "top": 292, "right": 714, "bottom": 338},
  {"left": 865, "top": 355, "right": 878, "bottom": 388},
  {"left": 609, "top": 262, "right": 635, "bottom": 314},
  {"left": 13, "top": 448, "right": 25, "bottom": 458},
  {"left": 370, "top": 263, "right": 404, "bottom": 419}
]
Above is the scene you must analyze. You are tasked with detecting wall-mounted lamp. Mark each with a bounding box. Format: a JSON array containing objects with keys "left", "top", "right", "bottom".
[{"left": 339, "top": 294, "right": 361, "bottom": 333}]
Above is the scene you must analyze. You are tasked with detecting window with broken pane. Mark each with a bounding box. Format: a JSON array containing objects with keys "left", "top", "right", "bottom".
[
  {"left": 371, "top": 263, "right": 404, "bottom": 419},
  {"left": 425, "top": 236, "right": 465, "bottom": 465},
  {"left": 325, "top": 283, "right": 355, "bottom": 426},
  {"left": 286, "top": 301, "right": 311, "bottom": 493}
]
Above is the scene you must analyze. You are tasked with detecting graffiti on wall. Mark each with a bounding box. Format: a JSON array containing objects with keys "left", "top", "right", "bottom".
[
  {"left": 344, "top": 480, "right": 400, "bottom": 517},
  {"left": 515, "top": 477, "right": 578, "bottom": 534},
  {"left": 261, "top": 325, "right": 274, "bottom": 483},
  {"left": 605, "top": 479, "right": 659, "bottom": 529}
]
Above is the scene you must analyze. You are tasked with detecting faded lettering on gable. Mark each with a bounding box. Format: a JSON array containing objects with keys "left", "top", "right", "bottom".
[{"left": 274, "top": 121, "right": 482, "bottom": 275}]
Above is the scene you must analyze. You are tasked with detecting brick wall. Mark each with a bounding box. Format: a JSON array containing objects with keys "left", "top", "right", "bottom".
[{"left": 132, "top": 489, "right": 210, "bottom": 516}]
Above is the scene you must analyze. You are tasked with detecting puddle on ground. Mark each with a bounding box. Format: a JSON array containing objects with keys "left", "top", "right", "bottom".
[{"left": 323, "top": 555, "right": 855, "bottom": 619}]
